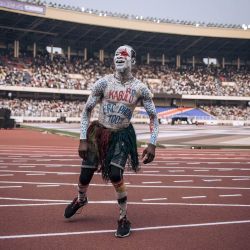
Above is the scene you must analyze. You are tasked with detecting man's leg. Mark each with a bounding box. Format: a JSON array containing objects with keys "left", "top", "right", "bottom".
[
  {"left": 109, "top": 165, "right": 131, "bottom": 238},
  {"left": 64, "top": 168, "right": 95, "bottom": 218},
  {"left": 78, "top": 167, "right": 95, "bottom": 202},
  {"left": 109, "top": 166, "right": 127, "bottom": 219}
]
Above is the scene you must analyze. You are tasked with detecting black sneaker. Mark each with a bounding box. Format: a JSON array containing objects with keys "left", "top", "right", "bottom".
[
  {"left": 64, "top": 197, "right": 88, "bottom": 219},
  {"left": 115, "top": 216, "right": 131, "bottom": 238}
]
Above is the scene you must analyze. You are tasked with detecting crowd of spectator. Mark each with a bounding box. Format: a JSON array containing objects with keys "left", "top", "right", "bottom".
[
  {"left": 0, "top": 54, "right": 249, "bottom": 122},
  {"left": 0, "top": 54, "right": 112, "bottom": 90},
  {"left": 0, "top": 97, "right": 249, "bottom": 121},
  {"left": 200, "top": 105, "right": 250, "bottom": 120},
  {"left": 0, "top": 54, "right": 250, "bottom": 97},
  {"left": 0, "top": 98, "right": 85, "bottom": 118}
]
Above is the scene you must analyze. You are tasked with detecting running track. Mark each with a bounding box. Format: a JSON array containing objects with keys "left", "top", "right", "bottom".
[{"left": 0, "top": 128, "right": 250, "bottom": 250}]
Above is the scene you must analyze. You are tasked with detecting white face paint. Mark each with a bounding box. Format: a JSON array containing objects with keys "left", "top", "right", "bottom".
[{"left": 114, "top": 45, "right": 135, "bottom": 73}]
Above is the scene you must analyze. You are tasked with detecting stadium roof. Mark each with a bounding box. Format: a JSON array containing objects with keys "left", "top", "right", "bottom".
[{"left": 0, "top": 4, "right": 250, "bottom": 59}]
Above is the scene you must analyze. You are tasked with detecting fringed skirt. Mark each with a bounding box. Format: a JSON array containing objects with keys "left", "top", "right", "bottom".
[{"left": 86, "top": 121, "right": 139, "bottom": 181}]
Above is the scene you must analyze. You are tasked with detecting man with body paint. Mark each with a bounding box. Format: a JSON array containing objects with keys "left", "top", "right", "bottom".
[{"left": 64, "top": 45, "right": 159, "bottom": 238}]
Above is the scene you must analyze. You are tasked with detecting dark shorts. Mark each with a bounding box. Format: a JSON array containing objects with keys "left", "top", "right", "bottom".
[
  {"left": 82, "top": 140, "right": 128, "bottom": 171},
  {"left": 81, "top": 121, "right": 139, "bottom": 180}
]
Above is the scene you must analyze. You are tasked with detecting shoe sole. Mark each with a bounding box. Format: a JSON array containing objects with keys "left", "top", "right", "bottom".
[{"left": 115, "top": 231, "right": 131, "bottom": 238}]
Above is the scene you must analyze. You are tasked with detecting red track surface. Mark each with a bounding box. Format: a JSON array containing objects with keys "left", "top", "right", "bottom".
[{"left": 0, "top": 128, "right": 250, "bottom": 250}]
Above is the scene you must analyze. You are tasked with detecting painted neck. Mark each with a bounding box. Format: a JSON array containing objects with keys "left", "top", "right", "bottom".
[{"left": 115, "top": 69, "right": 133, "bottom": 84}]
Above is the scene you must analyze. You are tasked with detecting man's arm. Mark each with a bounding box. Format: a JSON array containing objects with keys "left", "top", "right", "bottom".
[
  {"left": 79, "top": 79, "right": 106, "bottom": 159},
  {"left": 141, "top": 86, "right": 159, "bottom": 164},
  {"left": 80, "top": 95, "right": 100, "bottom": 140}
]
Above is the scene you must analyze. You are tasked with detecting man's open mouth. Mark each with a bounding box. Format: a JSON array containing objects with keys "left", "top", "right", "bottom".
[{"left": 115, "top": 59, "right": 125, "bottom": 64}]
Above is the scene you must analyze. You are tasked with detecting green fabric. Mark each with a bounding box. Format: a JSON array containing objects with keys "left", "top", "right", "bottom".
[{"left": 103, "top": 124, "right": 139, "bottom": 181}]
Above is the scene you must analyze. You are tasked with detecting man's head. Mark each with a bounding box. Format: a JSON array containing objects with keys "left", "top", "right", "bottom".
[{"left": 114, "top": 45, "right": 136, "bottom": 73}]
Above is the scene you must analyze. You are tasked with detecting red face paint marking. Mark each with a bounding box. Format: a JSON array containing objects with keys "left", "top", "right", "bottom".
[{"left": 120, "top": 49, "right": 129, "bottom": 57}]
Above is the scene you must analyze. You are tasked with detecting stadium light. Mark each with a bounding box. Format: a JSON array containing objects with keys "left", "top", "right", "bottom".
[{"left": 242, "top": 24, "right": 247, "bottom": 30}]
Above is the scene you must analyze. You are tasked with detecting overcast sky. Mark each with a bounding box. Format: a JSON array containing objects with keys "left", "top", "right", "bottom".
[{"left": 47, "top": 0, "right": 250, "bottom": 25}]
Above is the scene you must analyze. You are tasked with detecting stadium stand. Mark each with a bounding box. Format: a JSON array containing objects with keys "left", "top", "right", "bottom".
[
  {"left": 1, "top": 56, "right": 249, "bottom": 96},
  {"left": 0, "top": 0, "right": 249, "bottom": 126}
]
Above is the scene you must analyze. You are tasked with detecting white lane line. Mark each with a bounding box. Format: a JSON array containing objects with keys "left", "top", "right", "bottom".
[
  {"left": 37, "top": 185, "right": 60, "bottom": 188},
  {"left": 219, "top": 194, "right": 242, "bottom": 197},
  {"left": 1, "top": 170, "right": 78, "bottom": 175},
  {"left": 240, "top": 169, "right": 250, "bottom": 171},
  {"left": 1, "top": 180, "right": 250, "bottom": 190},
  {"left": 26, "top": 174, "right": 46, "bottom": 176},
  {"left": 36, "top": 160, "right": 53, "bottom": 162},
  {"left": 18, "top": 166, "right": 36, "bottom": 168},
  {"left": 0, "top": 167, "right": 7, "bottom": 168},
  {"left": 187, "top": 163, "right": 200, "bottom": 165},
  {"left": 193, "top": 170, "right": 209, "bottom": 172},
  {"left": 142, "top": 198, "right": 167, "bottom": 201},
  {"left": 28, "top": 155, "right": 48, "bottom": 158},
  {"left": 1, "top": 220, "right": 250, "bottom": 239},
  {"left": 127, "top": 172, "right": 250, "bottom": 178},
  {"left": 202, "top": 179, "right": 222, "bottom": 182},
  {"left": 142, "top": 181, "right": 162, "bottom": 184},
  {"left": 182, "top": 196, "right": 207, "bottom": 199},
  {"left": 45, "top": 165, "right": 64, "bottom": 168},
  {"left": 217, "top": 169, "right": 233, "bottom": 171},
  {"left": 232, "top": 178, "right": 250, "bottom": 181},
  {"left": 0, "top": 197, "right": 250, "bottom": 208},
  {"left": 57, "top": 173, "right": 78, "bottom": 175},
  {"left": 174, "top": 180, "right": 193, "bottom": 183},
  {"left": 0, "top": 174, "right": 13, "bottom": 177},
  {"left": 0, "top": 163, "right": 79, "bottom": 167},
  {"left": 0, "top": 203, "right": 69, "bottom": 207},
  {"left": 0, "top": 186, "right": 22, "bottom": 188},
  {"left": 0, "top": 197, "right": 70, "bottom": 202},
  {"left": 142, "top": 171, "right": 160, "bottom": 173},
  {"left": 164, "top": 163, "right": 180, "bottom": 165},
  {"left": 0, "top": 145, "right": 75, "bottom": 148},
  {"left": 1, "top": 162, "right": 248, "bottom": 171},
  {"left": 168, "top": 170, "right": 185, "bottom": 173}
]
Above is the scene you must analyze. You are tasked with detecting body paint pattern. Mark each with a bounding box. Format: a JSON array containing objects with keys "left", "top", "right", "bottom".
[{"left": 80, "top": 74, "right": 159, "bottom": 145}]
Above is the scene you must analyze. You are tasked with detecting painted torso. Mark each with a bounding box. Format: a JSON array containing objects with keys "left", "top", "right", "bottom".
[
  {"left": 98, "top": 74, "right": 143, "bottom": 129},
  {"left": 80, "top": 73, "right": 158, "bottom": 145}
]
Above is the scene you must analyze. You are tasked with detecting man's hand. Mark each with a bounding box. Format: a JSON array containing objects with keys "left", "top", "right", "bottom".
[
  {"left": 141, "top": 143, "right": 156, "bottom": 164},
  {"left": 78, "top": 139, "right": 88, "bottom": 160}
]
